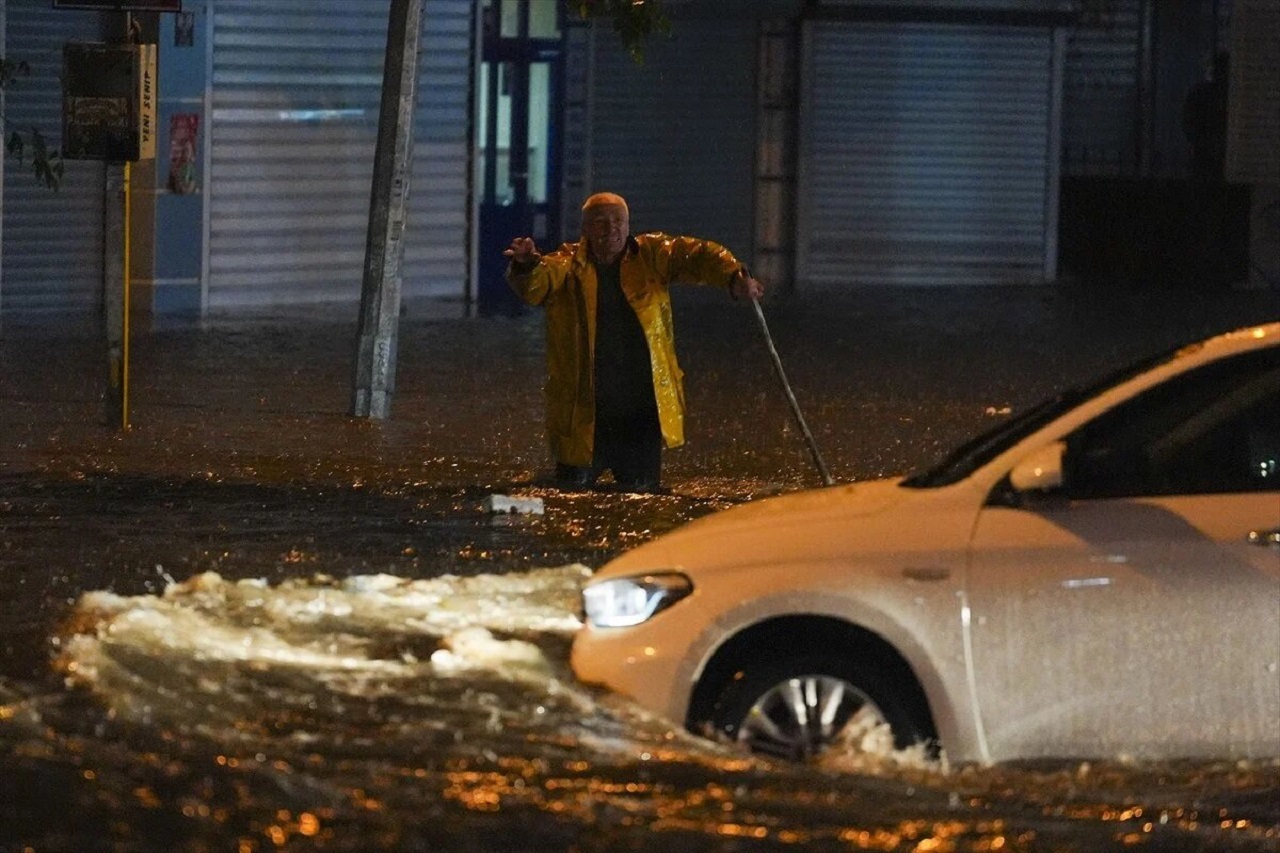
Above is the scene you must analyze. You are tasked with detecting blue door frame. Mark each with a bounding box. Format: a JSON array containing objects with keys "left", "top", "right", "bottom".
[{"left": 476, "top": 0, "right": 564, "bottom": 315}]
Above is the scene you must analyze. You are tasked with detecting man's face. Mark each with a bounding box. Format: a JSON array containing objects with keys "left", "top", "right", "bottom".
[{"left": 582, "top": 204, "right": 629, "bottom": 264}]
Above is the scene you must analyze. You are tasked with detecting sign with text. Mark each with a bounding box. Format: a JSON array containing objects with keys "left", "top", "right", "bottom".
[
  {"left": 137, "top": 43, "right": 156, "bottom": 160},
  {"left": 53, "top": 1, "right": 182, "bottom": 11},
  {"left": 62, "top": 42, "right": 157, "bottom": 162}
]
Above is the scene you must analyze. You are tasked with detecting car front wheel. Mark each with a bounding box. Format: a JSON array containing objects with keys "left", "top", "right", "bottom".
[{"left": 696, "top": 655, "right": 936, "bottom": 763}]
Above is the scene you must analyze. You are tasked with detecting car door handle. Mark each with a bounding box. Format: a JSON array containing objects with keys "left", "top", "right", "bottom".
[
  {"left": 902, "top": 566, "right": 951, "bottom": 582},
  {"left": 1247, "top": 528, "right": 1280, "bottom": 548}
]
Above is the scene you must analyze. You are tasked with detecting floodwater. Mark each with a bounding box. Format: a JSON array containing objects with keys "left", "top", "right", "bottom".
[{"left": 2, "top": 285, "right": 1278, "bottom": 851}]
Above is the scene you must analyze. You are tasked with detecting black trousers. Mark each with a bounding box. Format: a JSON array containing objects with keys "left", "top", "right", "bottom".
[{"left": 556, "top": 406, "right": 662, "bottom": 491}]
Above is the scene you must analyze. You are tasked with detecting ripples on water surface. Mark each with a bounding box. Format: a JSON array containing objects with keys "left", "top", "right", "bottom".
[
  {"left": 1, "top": 566, "right": 1276, "bottom": 852},
  {"left": 4, "top": 290, "right": 1280, "bottom": 850}
]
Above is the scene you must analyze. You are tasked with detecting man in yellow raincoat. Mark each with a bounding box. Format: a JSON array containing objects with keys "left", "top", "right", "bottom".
[{"left": 505, "top": 192, "right": 765, "bottom": 492}]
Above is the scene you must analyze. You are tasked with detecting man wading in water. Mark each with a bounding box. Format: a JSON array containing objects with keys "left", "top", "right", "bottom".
[{"left": 505, "top": 192, "right": 765, "bottom": 493}]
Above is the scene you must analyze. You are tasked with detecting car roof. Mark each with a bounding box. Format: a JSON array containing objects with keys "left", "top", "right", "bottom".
[{"left": 1169, "top": 321, "right": 1280, "bottom": 365}]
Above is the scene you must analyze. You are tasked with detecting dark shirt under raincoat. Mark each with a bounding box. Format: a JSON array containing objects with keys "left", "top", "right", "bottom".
[{"left": 506, "top": 232, "right": 745, "bottom": 467}]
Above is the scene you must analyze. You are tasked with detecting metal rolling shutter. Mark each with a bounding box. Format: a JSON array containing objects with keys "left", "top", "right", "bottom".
[
  {"left": 1, "top": 0, "right": 105, "bottom": 320},
  {"left": 589, "top": 17, "right": 756, "bottom": 257},
  {"left": 404, "top": 0, "right": 472, "bottom": 299},
  {"left": 207, "top": 0, "right": 472, "bottom": 312},
  {"left": 1226, "top": 0, "right": 1280, "bottom": 184},
  {"left": 797, "top": 20, "right": 1055, "bottom": 287},
  {"left": 1061, "top": 0, "right": 1141, "bottom": 176}
]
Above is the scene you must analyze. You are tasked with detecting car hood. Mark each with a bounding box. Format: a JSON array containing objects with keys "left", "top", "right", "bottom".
[{"left": 594, "top": 477, "right": 965, "bottom": 579}]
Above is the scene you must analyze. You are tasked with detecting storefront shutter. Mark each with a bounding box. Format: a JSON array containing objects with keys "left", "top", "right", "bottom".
[
  {"left": 588, "top": 17, "right": 756, "bottom": 257},
  {"left": 797, "top": 20, "right": 1057, "bottom": 286},
  {"left": 1061, "top": 0, "right": 1141, "bottom": 176},
  {"left": 1, "top": 0, "right": 105, "bottom": 321},
  {"left": 1226, "top": 0, "right": 1280, "bottom": 184},
  {"left": 207, "top": 0, "right": 473, "bottom": 312}
]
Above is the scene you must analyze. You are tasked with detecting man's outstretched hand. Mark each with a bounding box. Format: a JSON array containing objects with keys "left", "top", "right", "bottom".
[
  {"left": 731, "top": 270, "right": 765, "bottom": 302},
  {"left": 504, "top": 237, "right": 540, "bottom": 265}
]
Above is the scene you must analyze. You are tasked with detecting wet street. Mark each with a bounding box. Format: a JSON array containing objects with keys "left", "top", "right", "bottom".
[{"left": 2, "top": 283, "right": 1279, "bottom": 851}]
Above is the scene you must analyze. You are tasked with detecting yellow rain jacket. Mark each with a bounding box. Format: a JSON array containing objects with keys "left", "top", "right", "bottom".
[{"left": 507, "top": 232, "right": 745, "bottom": 467}]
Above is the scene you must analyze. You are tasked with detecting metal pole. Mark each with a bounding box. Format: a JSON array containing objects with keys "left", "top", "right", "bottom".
[
  {"left": 1135, "top": 0, "right": 1155, "bottom": 177},
  {"left": 105, "top": 161, "right": 127, "bottom": 429},
  {"left": 105, "top": 12, "right": 136, "bottom": 431},
  {"left": 751, "top": 298, "right": 834, "bottom": 487},
  {"left": 352, "top": 0, "right": 425, "bottom": 419},
  {"left": 123, "top": 159, "right": 131, "bottom": 427}
]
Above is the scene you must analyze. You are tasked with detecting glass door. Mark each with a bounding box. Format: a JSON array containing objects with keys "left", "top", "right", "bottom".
[{"left": 476, "top": 0, "right": 563, "bottom": 315}]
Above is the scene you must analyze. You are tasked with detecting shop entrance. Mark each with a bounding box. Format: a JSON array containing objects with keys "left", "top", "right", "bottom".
[{"left": 476, "top": 0, "right": 563, "bottom": 315}]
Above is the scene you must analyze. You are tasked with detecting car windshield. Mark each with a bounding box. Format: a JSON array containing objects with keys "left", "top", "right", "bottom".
[{"left": 901, "top": 345, "right": 1184, "bottom": 489}]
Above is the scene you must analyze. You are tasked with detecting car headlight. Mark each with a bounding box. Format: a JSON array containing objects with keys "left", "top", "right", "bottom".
[{"left": 581, "top": 573, "right": 693, "bottom": 628}]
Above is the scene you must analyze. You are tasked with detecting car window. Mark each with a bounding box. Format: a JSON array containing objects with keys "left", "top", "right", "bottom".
[
  {"left": 1063, "top": 347, "right": 1280, "bottom": 499},
  {"left": 904, "top": 345, "right": 1181, "bottom": 488}
]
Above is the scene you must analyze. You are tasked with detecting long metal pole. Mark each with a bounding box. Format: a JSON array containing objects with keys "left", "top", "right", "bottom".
[
  {"left": 751, "top": 298, "right": 834, "bottom": 486},
  {"left": 105, "top": 161, "right": 127, "bottom": 430},
  {"left": 123, "top": 159, "right": 131, "bottom": 427},
  {"left": 352, "top": 0, "right": 425, "bottom": 419}
]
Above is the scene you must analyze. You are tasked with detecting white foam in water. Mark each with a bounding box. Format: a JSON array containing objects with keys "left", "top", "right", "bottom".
[
  {"left": 58, "top": 566, "right": 949, "bottom": 777},
  {"left": 61, "top": 565, "right": 593, "bottom": 690},
  {"left": 816, "top": 714, "right": 949, "bottom": 775},
  {"left": 429, "top": 626, "right": 550, "bottom": 676}
]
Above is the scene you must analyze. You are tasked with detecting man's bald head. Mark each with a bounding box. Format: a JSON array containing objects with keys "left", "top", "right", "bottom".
[{"left": 582, "top": 192, "right": 629, "bottom": 216}]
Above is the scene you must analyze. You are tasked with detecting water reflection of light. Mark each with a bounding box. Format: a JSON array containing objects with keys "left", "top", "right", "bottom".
[
  {"left": 1062, "top": 577, "right": 1113, "bottom": 589},
  {"left": 13, "top": 554, "right": 1274, "bottom": 853}
]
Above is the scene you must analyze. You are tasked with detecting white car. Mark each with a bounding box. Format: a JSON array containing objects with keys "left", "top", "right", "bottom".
[{"left": 571, "top": 323, "right": 1280, "bottom": 764}]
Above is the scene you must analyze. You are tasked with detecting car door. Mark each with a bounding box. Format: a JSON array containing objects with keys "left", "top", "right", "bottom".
[{"left": 965, "top": 347, "right": 1280, "bottom": 761}]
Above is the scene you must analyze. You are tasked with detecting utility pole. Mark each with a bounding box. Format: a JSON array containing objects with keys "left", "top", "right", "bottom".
[
  {"left": 104, "top": 159, "right": 129, "bottom": 430},
  {"left": 351, "top": 0, "right": 424, "bottom": 419},
  {"left": 104, "top": 12, "right": 142, "bottom": 431}
]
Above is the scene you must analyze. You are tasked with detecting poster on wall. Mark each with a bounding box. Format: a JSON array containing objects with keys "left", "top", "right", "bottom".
[
  {"left": 167, "top": 113, "right": 199, "bottom": 194},
  {"left": 174, "top": 11, "right": 195, "bottom": 46}
]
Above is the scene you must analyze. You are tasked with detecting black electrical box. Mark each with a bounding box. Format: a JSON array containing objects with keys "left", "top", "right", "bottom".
[{"left": 62, "top": 43, "right": 140, "bottom": 161}]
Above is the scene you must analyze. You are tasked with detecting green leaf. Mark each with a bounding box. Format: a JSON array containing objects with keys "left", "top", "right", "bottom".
[
  {"left": 4, "top": 128, "right": 62, "bottom": 190},
  {"left": 569, "top": 0, "right": 670, "bottom": 63},
  {"left": 1, "top": 57, "right": 61, "bottom": 189},
  {"left": 0, "top": 56, "right": 31, "bottom": 87}
]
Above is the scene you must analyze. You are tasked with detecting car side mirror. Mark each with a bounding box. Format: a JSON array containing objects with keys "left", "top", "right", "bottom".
[{"left": 1009, "top": 441, "right": 1066, "bottom": 493}]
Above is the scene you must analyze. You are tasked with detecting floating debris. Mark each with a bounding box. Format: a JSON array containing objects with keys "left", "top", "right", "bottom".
[{"left": 482, "top": 494, "right": 545, "bottom": 515}]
